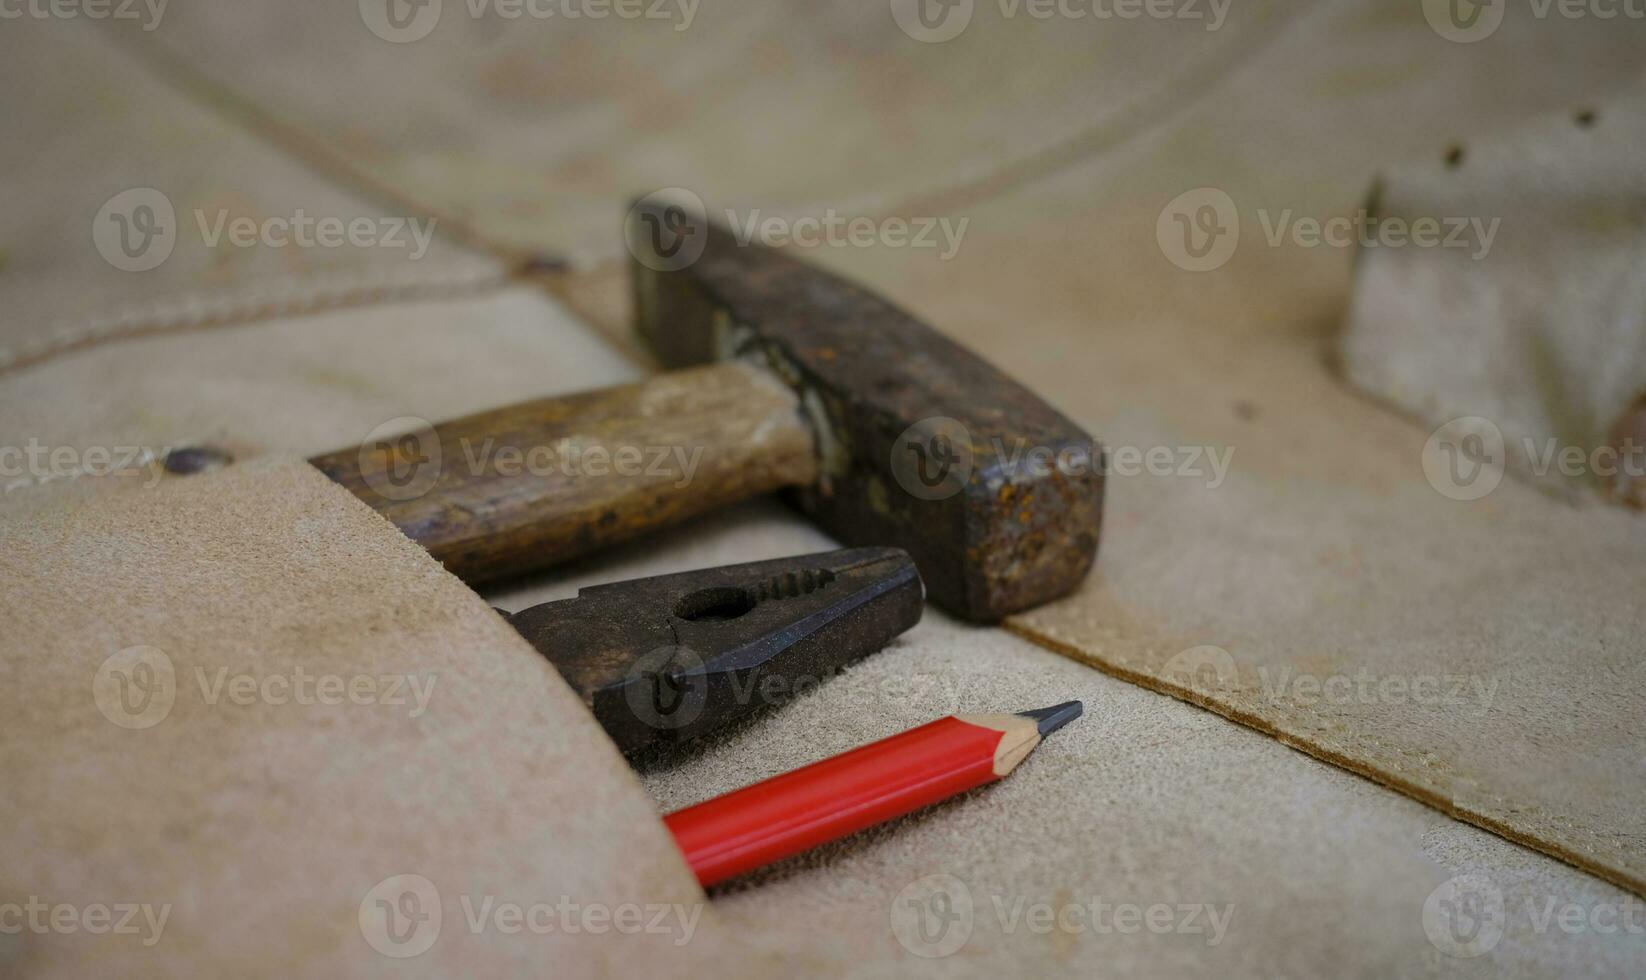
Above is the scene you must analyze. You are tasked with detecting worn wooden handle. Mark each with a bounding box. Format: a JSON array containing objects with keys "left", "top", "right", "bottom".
[{"left": 310, "top": 361, "right": 818, "bottom": 584}]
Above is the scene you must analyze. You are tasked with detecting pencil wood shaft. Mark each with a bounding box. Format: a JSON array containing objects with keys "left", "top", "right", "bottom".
[{"left": 664, "top": 704, "right": 1079, "bottom": 887}]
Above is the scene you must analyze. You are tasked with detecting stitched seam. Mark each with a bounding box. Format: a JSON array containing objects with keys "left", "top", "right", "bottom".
[
  {"left": 1008, "top": 619, "right": 1646, "bottom": 895},
  {"left": 0, "top": 262, "right": 509, "bottom": 378}
]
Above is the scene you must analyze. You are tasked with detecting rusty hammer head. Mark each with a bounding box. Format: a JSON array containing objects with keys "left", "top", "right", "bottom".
[{"left": 627, "top": 201, "right": 1104, "bottom": 622}]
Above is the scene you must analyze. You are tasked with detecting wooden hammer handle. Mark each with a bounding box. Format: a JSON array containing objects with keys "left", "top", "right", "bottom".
[{"left": 310, "top": 361, "right": 818, "bottom": 584}]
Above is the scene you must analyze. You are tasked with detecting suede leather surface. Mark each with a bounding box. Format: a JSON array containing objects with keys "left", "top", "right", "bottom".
[
  {"left": 1343, "top": 85, "right": 1646, "bottom": 504},
  {"left": 3, "top": 291, "right": 1644, "bottom": 975},
  {"left": 3, "top": 4, "right": 1645, "bottom": 976},
  {"left": 0, "top": 457, "right": 771, "bottom": 977},
  {"left": 493, "top": 507, "right": 1646, "bottom": 978},
  {"left": 106, "top": 2, "right": 1296, "bottom": 265},
  {"left": 515, "top": 0, "right": 1646, "bottom": 896},
  {"left": 0, "top": 19, "right": 501, "bottom": 377}
]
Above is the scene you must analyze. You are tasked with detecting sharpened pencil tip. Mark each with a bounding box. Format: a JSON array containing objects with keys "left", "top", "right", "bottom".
[{"left": 1017, "top": 700, "right": 1083, "bottom": 737}]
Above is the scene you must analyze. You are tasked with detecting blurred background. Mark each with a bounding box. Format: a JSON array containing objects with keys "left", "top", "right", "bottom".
[{"left": 2, "top": 0, "right": 1642, "bottom": 506}]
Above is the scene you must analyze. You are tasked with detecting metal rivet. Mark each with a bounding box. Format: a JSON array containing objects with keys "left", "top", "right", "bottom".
[{"left": 163, "top": 446, "right": 233, "bottom": 475}]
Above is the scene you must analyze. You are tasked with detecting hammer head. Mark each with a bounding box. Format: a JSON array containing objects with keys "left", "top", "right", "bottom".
[{"left": 628, "top": 205, "right": 1104, "bottom": 622}]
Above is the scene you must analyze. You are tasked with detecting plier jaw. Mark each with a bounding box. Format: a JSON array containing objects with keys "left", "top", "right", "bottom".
[{"left": 503, "top": 547, "right": 924, "bottom": 754}]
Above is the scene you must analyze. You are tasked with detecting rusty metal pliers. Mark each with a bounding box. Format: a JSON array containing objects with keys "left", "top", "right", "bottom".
[{"left": 500, "top": 548, "right": 923, "bottom": 754}]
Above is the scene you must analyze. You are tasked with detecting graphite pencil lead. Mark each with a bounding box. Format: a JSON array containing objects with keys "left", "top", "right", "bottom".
[{"left": 1016, "top": 700, "right": 1083, "bottom": 737}]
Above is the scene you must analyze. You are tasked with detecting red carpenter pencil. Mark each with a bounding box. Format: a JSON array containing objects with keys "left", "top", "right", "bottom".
[{"left": 663, "top": 701, "right": 1083, "bottom": 888}]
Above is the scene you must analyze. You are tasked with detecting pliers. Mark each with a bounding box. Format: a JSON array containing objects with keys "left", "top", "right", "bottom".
[{"left": 500, "top": 547, "right": 924, "bottom": 754}]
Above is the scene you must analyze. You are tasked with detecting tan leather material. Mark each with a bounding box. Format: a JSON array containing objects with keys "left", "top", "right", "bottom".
[
  {"left": 745, "top": 10, "right": 1646, "bottom": 899},
  {"left": 703, "top": 623, "right": 1646, "bottom": 977},
  {"left": 0, "top": 19, "right": 502, "bottom": 377},
  {"left": 1, "top": 441, "right": 1640, "bottom": 975},
  {"left": 5, "top": 239, "right": 1643, "bottom": 976},
  {"left": 495, "top": 527, "right": 1646, "bottom": 977},
  {"left": 0, "top": 285, "right": 640, "bottom": 481},
  {"left": 1343, "top": 86, "right": 1646, "bottom": 505},
  {"left": 108, "top": 1, "right": 1294, "bottom": 265},
  {"left": 5, "top": 1, "right": 1646, "bottom": 974},
  {"left": 0, "top": 457, "right": 755, "bottom": 977}
]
